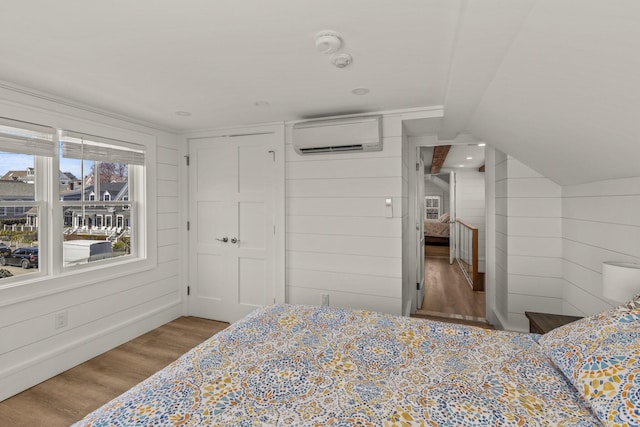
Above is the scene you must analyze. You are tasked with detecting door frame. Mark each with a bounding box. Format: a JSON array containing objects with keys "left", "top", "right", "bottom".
[
  {"left": 180, "top": 123, "right": 286, "bottom": 316},
  {"left": 407, "top": 137, "right": 489, "bottom": 318}
]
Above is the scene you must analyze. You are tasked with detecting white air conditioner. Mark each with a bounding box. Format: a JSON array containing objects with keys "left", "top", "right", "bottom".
[{"left": 292, "top": 116, "right": 382, "bottom": 155}]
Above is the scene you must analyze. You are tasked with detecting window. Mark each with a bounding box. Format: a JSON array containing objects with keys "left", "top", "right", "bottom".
[
  {"left": 0, "top": 118, "right": 53, "bottom": 280},
  {"left": 59, "top": 131, "right": 144, "bottom": 267},
  {"left": 425, "top": 196, "right": 441, "bottom": 220},
  {"left": 0, "top": 117, "right": 148, "bottom": 283}
]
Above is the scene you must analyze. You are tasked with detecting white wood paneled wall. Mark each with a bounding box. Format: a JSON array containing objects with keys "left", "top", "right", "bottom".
[
  {"left": 0, "top": 91, "right": 182, "bottom": 401},
  {"left": 285, "top": 116, "right": 406, "bottom": 315},
  {"left": 494, "top": 150, "right": 510, "bottom": 326},
  {"left": 494, "top": 152, "right": 563, "bottom": 331},
  {"left": 492, "top": 152, "right": 640, "bottom": 331},
  {"left": 562, "top": 177, "right": 640, "bottom": 316}
]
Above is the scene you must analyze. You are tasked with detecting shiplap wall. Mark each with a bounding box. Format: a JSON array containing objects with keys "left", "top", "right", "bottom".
[
  {"left": 285, "top": 116, "right": 406, "bottom": 315},
  {"left": 494, "top": 152, "right": 563, "bottom": 331},
  {"left": 454, "top": 169, "right": 486, "bottom": 272},
  {"left": 494, "top": 150, "right": 509, "bottom": 325},
  {"left": 0, "top": 91, "right": 181, "bottom": 400},
  {"left": 561, "top": 177, "right": 640, "bottom": 316}
]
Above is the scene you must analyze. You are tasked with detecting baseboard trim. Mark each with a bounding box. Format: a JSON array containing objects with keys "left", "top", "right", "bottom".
[{"left": 0, "top": 301, "right": 182, "bottom": 401}]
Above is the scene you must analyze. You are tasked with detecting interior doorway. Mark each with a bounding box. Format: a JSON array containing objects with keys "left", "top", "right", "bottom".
[{"left": 414, "top": 144, "right": 488, "bottom": 323}]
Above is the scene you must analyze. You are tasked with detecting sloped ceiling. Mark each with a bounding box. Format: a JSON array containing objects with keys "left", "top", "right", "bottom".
[
  {"left": 462, "top": 1, "right": 640, "bottom": 185},
  {"left": 0, "top": 1, "right": 638, "bottom": 185}
]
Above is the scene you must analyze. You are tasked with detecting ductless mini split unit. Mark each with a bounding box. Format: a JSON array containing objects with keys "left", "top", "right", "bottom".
[{"left": 292, "top": 115, "right": 382, "bottom": 155}]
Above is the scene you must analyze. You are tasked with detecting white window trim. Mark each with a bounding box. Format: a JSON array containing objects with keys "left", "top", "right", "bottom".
[{"left": 0, "top": 110, "right": 157, "bottom": 301}]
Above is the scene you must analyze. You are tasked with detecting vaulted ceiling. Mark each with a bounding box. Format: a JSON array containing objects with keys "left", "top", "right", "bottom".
[{"left": 1, "top": 0, "right": 638, "bottom": 185}]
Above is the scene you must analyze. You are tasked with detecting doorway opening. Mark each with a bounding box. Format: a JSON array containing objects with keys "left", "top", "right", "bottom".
[{"left": 414, "top": 144, "right": 487, "bottom": 324}]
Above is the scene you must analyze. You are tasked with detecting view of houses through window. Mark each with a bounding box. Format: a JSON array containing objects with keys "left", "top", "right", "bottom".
[
  {"left": 0, "top": 118, "right": 144, "bottom": 281},
  {"left": 0, "top": 151, "right": 38, "bottom": 279}
]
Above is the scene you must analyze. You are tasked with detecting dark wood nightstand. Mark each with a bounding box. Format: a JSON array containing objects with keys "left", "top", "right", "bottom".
[{"left": 524, "top": 311, "right": 583, "bottom": 334}]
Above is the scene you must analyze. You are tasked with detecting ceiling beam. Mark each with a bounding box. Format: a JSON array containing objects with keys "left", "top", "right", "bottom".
[{"left": 431, "top": 145, "right": 451, "bottom": 174}]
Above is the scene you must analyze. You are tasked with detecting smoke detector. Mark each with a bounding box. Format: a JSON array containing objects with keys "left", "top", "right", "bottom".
[
  {"left": 331, "top": 53, "right": 353, "bottom": 68},
  {"left": 315, "top": 30, "right": 342, "bottom": 54}
]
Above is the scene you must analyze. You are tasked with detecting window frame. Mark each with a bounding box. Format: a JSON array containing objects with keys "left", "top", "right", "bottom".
[{"left": 0, "top": 114, "right": 157, "bottom": 296}]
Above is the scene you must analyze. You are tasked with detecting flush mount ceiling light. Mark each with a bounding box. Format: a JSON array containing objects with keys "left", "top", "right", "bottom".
[
  {"left": 315, "top": 30, "right": 342, "bottom": 54},
  {"left": 331, "top": 53, "right": 353, "bottom": 68},
  {"left": 351, "top": 87, "right": 370, "bottom": 95}
]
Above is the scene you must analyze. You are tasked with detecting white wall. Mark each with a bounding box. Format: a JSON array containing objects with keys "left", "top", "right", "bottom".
[
  {"left": 401, "top": 125, "right": 411, "bottom": 315},
  {"left": 285, "top": 115, "right": 405, "bottom": 315},
  {"left": 454, "top": 169, "right": 486, "bottom": 272},
  {"left": 494, "top": 150, "right": 509, "bottom": 326},
  {"left": 0, "top": 88, "right": 182, "bottom": 400},
  {"left": 493, "top": 151, "right": 563, "bottom": 331},
  {"left": 561, "top": 177, "right": 640, "bottom": 316},
  {"left": 491, "top": 151, "right": 640, "bottom": 331}
]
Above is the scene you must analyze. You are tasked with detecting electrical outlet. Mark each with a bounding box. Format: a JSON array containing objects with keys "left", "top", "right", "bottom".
[
  {"left": 321, "top": 294, "right": 329, "bottom": 306},
  {"left": 54, "top": 311, "right": 68, "bottom": 329}
]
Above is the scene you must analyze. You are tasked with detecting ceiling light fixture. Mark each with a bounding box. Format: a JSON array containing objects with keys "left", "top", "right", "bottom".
[
  {"left": 466, "top": 156, "right": 473, "bottom": 160},
  {"left": 478, "top": 143, "right": 486, "bottom": 147},
  {"left": 175, "top": 111, "right": 191, "bottom": 117},
  {"left": 331, "top": 53, "right": 353, "bottom": 68},
  {"left": 351, "top": 88, "right": 370, "bottom": 95},
  {"left": 315, "top": 30, "right": 342, "bottom": 54}
]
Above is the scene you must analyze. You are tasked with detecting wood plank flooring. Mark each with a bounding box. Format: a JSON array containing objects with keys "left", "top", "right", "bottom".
[
  {"left": 416, "top": 247, "right": 487, "bottom": 324},
  {"left": 0, "top": 316, "right": 228, "bottom": 427}
]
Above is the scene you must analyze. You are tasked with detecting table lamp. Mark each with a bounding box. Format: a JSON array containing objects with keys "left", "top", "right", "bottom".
[{"left": 602, "top": 261, "right": 640, "bottom": 302}]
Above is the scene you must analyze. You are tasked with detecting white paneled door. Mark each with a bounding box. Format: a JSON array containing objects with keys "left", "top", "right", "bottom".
[{"left": 188, "top": 133, "right": 280, "bottom": 322}]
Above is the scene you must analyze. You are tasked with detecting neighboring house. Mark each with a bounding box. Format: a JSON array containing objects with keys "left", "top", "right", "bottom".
[
  {"left": 1, "top": 168, "right": 34, "bottom": 184},
  {"left": 60, "top": 182, "right": 129, "bottom": 229},
  {"left": 59, "top": 171, "right": 82, "bottom": 192},
  {"left": 0, "top": 180, "right": 34, "bottom": 220}
]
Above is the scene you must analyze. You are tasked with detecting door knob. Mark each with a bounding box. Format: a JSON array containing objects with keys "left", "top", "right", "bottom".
[
  {"left": 216, "top": 237, "right": 229, "bottom": 243},
  {"left": 230, "top": 237, "right": 239, "bottom": 244}
]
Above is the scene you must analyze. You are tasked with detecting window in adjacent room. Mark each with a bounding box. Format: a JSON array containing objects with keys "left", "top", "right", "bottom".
[{"left": 425, "top": 196, "right": 441, "bottom": 220}]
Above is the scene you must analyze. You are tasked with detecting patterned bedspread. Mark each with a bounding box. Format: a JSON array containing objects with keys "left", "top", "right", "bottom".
[
  {"left": 424, "top": 219, "right": 450, "bottom": 238},
  {"left": 73, "top": 305, "right": 600, "bottom": 426}
]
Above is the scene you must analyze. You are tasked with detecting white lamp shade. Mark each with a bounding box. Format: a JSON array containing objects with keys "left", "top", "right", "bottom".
[{"left": 602, "top": 262, "right": 640, "bottom": 302}]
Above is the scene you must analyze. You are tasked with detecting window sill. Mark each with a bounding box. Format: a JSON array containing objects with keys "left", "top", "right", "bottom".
[{"left": 0, "top": 256, "right": 157, "bottom": 308}]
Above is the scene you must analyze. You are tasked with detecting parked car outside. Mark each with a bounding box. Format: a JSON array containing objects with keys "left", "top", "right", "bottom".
[
  {"left": 0, "top": 242, "right": 11, "bottom": 257},
  {"left": 0, "top": 247, "right": 38, "bottom": 269}
]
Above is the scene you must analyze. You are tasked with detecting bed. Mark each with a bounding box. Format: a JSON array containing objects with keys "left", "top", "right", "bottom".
[
  {"left": 425, "top": 213, "right": 450, "bottom": 245},
  {"left": 73, "top": 301, "right": 640, "bottom": 426}
]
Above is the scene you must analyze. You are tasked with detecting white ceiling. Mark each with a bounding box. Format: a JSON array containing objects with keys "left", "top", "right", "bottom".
[
  {"left": 1, "top": 0, "right": 639, "bottom": 185},
  {"left": 0, "top": 0, "right": 458, "bottom": 132}
]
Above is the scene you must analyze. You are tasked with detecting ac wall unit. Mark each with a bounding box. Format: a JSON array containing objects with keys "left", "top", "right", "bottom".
[{"left": 292, "top": 115, "right": 382, "bottom": 155}]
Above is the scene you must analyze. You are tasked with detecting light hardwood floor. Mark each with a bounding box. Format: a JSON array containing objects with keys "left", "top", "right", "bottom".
[
  {"left": 0, "top": 316, "right": 228, "bottom": 427},
  {"left": 416, "top": 245, "right": 487, "bottom": 324}
]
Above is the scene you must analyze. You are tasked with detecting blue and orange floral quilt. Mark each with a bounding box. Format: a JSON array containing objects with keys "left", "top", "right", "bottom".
[{"left": 73, "top": 304, "right": 601, "bottom": 426}]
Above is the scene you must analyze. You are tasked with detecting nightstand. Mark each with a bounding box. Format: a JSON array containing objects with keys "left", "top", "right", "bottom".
[{"left": 524, "top": 311, "right": 583, "bottom": 334}]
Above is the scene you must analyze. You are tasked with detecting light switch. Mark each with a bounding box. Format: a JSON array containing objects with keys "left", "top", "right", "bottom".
[{"left": 385, "top": 198, "right": 393, "bottom": 218}]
